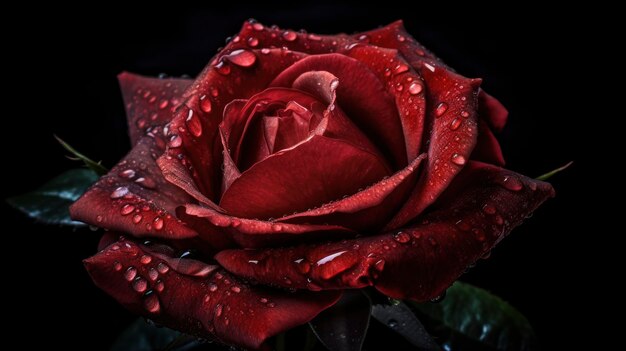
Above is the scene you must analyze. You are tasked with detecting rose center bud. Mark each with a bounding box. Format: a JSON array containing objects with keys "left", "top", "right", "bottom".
[{"left": 218, "top": 73, "right": 392, "bottom": 220}]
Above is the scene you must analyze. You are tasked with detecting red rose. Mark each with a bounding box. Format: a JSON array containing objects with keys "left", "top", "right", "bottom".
[{"left": 72, "top": 20, "right": 554, "bottom": 350}]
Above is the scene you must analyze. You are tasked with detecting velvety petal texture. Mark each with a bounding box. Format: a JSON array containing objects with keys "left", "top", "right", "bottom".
[{"left": 73, "top": 20, "right": 554, "bottom": 350}]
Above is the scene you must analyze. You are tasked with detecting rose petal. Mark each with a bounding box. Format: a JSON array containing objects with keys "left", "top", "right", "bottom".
[
  {"left": 471, "top": 119, "right": 506, "bottom": 166},
  {"left": 276, "top": 154, "right": 426, "bottom": 231},
  {"left": 216, "top": 162, "right": 554, "bottom": 300},
  {"left": 271, "top": 54, "right": 408, "bottom": 168},
  {"left": 84, "top": 238, "right": 340, "bottom": 350},
  {"left": 479, "top": 90, "right": 508, "bottom": 132},
  {"left": 163, "top": 49, "right": 307, "bottom": 200},
  {"left": 384, "top": 66, "right": 481, "bottom": 230},
  {"left": 178, "top": 204, "right": 356, "bottom": 248},
  {"left": 70, "top": 137, "right": 196, "bottom": 240},
  {"left": 219, "top": 135, "right": 391, "bottom": 220},
  {"left": 118, "top": 72, "right": 191, "bottom": 145},
  {"left": 343, "top": 45, "right": 427, "bottom": 163}
]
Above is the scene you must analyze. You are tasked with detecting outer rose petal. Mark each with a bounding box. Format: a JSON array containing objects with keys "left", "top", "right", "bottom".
[
  {"left": 70, "top": 137, "right": 196, "bottom": 240},
  {"left": 479, "top": 90, "right": 509, "bottom": 132},
  {"left": 178, "top": 204, "right": 356, "bottom": 248},
  {"left": 471, "top": 119, "right": 506, "bottom": 166},
  {"left": 216, "top": 162, "right": 554, "bottom": 300},
  {"left": 384, "top": 65, "right": 481, "bottom": 230},
  {"left": 162, "top": 49, "right": 307, "bottom": 200},
  {"left": 118, "top": 72, "right": 191, "bottom": 145},
  {"left": 84, "top": 238, "right": 340, "bottom": 350},
  {"left": 219, "top": 135, "right": 391, "bottom": 220}
]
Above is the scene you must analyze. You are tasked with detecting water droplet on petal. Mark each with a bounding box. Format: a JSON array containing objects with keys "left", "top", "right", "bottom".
[
  {"left": 214, "top": 61, "right": 231, "bottom": 75},
  {"left": 374, "top": 259, "right": 385, "bottom": 271},
  {"left": 121, "top": 204, "right": 135, "bottom": 216},
  {"left": 395, "top": 83, "right": 404, "bottom": 91},
  {"left": 119, "top": 169, "right": 136, "bottom": 179},
  {"left": 133, "top": 277, "right": 148, "bottom": 293},
  {"left": 148, "top": 268, "right": 158, "bottom": 281},
  {"left": 96, "top": 215, "right": 103, "bottom": 223},
  {"left": 498, "top": 175, "right": 524, "bottom": 191},
  {"left": 224, "top": 49, "right": 257, "bottom": 67},
  {"left": 136, "top": 119, "right": 147, "bottom": 129},
  {"left": 153, "top": 217, "right": 164, "bottom": 231},
  {"left": 124, "top": 267, "right": 137, "bottom": 281},
  {"left": 384, "top": 68, "right": 391, "bottom": 77},
  {"left": 155, "top": 280, "right": 164, "bottom": 292},
  {"left": 358, "top": 34, "right": 369, "bottom": 43},
  {"left": 143, "top": 291, "right": 161, "bottom": 313},
  {"left": 261, "top": 48, "right": 270, "bottom": 54},
  {"left": 308, "top": 34, "right": 322, "bottom": 41},
  {"left": 272, "top": 223, "right": 283, "bottom": 231},
  {"left": 388, "top": 319, "right": 398, "bottom": 328},
  {"left": 260, "top": 297, "right": 268, "bottom": 304},
  {"left": 169, "top": 135, "right": 182, "bottom": 148},
  {"left": 482, "top": 204, "right": 497, "bottom": 215},
  {"left": 111, "top": 187, "right": 129, "bottom": 199},
  {"left": 157, "top": 262, "right": 170, "bottom": 274},
  {"left": 294, "top": 259, "right": 311, "bottom": 274},
  {"left": 435, "top": 102, "right": 448, "bottom": 117},
  {"left": 449, "top": 117, "right": 462, "bottom": 130},
  {"left": 282, "top": 31, "right": 297, "bottom": 41},
  {"left": 430, "top": 291, "right": 446, "bottom": 303},
  {"left": 215, "top": 304, "right": 223, "bottom": 317},
  {"left": 408, "top": 82, "right": 423, "bottom": 95},
  {"left": 230, "top": 286, "right": 241, "bottom": 293},
  {"left": 135, "top": 177, "right": 157, "bottom": 189},
  {"left": 159, "top": 100, "right": 169, "bottom": 109},
  {"left": 397, "top": 34, "right": 406, "bottom": 42},
  {"left": 140, "top": 255, "right": 152, "bottom": 264},
  {"left": 252, "top": 23, "right": 264, "bottom": 31},
  {"left": 393, "top": 231, "right": 411, "bottom": 243},
  {"left": 208, "top": 283, "right": 218, "bottom": 292},
  {"left": 451, "top": 153, "right": 466, "bottom": 165},
  {"left": 113, "top": 261, "right": 122, "bottom": 271},
  {"left": 247, "top": 37, "right": 259, "bottom": 47},
  {"left": 461, "top": 111, "right": 470, "bottom": 118},
  {"left": 394, "top": 64, "right": 409, "bottom": 75},
  {"left": 132, "top": 214, "right": 143, "bottom": 224}
]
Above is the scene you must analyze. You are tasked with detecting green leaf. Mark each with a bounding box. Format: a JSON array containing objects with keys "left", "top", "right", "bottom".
[
  {"left": 110, "top": 318, "right": 207, "bottom": 351},
  {"left": 55, "top": 135, "right": 108, "bottom": 175},
  {"left": 411, "top": 282, "right": 536, "bottom": 351},
  {"left": 309, "top": 290, "right": 372, "bottom": 351},
  {"left": 372, "top": 301, "right": 441, "bottom": 350},
  {"left": 536, "top": 161, "right": 573, "bottom": 181},
  {"left": 7, "top": 169, "right": 98, "bottom": 226}
]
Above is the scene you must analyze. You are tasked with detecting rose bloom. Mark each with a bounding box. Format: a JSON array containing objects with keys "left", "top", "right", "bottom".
[{"left": 71, "top": 20, "right": 554, "bottom": 350}]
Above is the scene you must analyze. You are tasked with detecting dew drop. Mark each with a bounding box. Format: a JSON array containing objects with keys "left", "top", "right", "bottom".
[
  {"left": 408, "top": 82, "right": 423, "bottom": 95},
  {"left": 157, "top": 262, "right": 170, "bottom": 274},
  {"left": 159, "top": 100, "right": 169, "bottom": 109},
  {"left": 96, "top": 215, "right": 103, "bottom": 223},
  {"left": 260, "top": 297, "right": 268, "bottom": 304},
  {"left": 308, "top": 34, "right": 322, "bottom": 41},
  {"left": 215, "top": 304, "right": 223, "bottom": 317},
  {"left": 110, "top": 187, "right": 129, "bottom": 199},
  {"left": 124, "top": 267, "right": 137, "bottom": 281},
  {"left": 214, "top": 61, "right": 231, "bottom": 75},
  {"left": 224, "top": 49, "right": 258, "bottom": 67},
  {"left": 272, "top": 223, "right": 283, "bottom": 231},
  {"left": 119, "top": 169, "right": 136, "bottom": 179},
  {"left": 388, "top": 319, "right": 398, "bottom": 328},
  {"left": 384, "top": 68, "right": 391, "bottom": 77},
  {"left": 282, "top": 30, "right": 297, "bottom": 41},
  {"left": 451, "top": 153, "right": 466, "bottom": 165},
  {"left": 135, "top": 177, "right": 157, "bottom": 189},
  {"left": 449, "top": 118, "right": 462, "bottom": 131},
  {"left": 482, "top": 204, "right": 497, "bottom": 215},
  {"left": 461, "top": 111, "right": 470, "bottom": 118},
  {"left": 155, "top": 280, "right": 164, "bottom": 292},
  {"left": 397, "top": 34, "right": 406, "bottom": 42},
  {"left": 136, "top": 119, "right": 147, "bottom": 129},
  {"left": 132, "top": 214, "right": 143, "bottom": 224},
  {"left": 113, "top": 261, "right": 122, "bottom": 271},
  {"left": 267, "top": 302, "right": 276, "bottom": 308},
  {"left": 472, "top": 228, "right": 486, "bottom": 241},
  {"left": 148, "top": 268, "right": 158, "bottom": 281},
  {"left": 395, "top": 83, "right": 403, "bottom": 91},
  {"left": 252, "top": 23, "right": 264, "bottom": 31},
  {"left": 499, "top": 175, "right": 524, "bottom": 191},
  {"left": 208, "top": 283, "right": 218, "bottom": 292},
  {"left": 294, "top": 259, "right": 311, "bottom": 274},
  {"left": 430, "top": 291, "right": 446, "bottom": 303},
  {"left": 394, "top": 64, "right": 409, "bottom": 75},
  {"left": 415, "top": 49, "right": 426, "bottom": 56},
  {"left": 494, "top": 215, "right": 504, "bottom": 225},
  {"left": 140, "top": 255, "right": 152, "bottom": 264},
  {"left": 169, "top": 135, "right": 182, "bottom": 148},
  {"left": 247, "top": 37, "right": 259, "bottom": 47},
  {"left": 197, "top": 97, "right": 212, "bottom": 115},
  {"left": 230, "top": 286, "right": 241, "bottom": 293},
  {"left": 261, "top": 48, "right": 270, "bottom": 55},
  {"left": 393, "top": 231, "right": 411, "bottom": 244},
  {"left": 435, "top": 102, "right": 448, "bottom": 117},
  {"left": 121, "top": 204, "right": 135, "bottom": 216},
  {"left": 358, "top": 34, "right": 369, "bottom": 43},
  {"left": 374, "top": 259, "right": 385, "bottom": 271},
  {"left": 133, "top": 277, "right": 148, "bottom": 293},
  {"left": 153, "top": 217, "right": 164, "bottom": 231},
  {"left": 143, "top": 291, "right": 161, "bottom": 313}
]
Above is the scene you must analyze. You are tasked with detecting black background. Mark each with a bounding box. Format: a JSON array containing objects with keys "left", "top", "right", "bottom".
[{"left": 6, "top": 4, "right": 590, "bottom": 350}]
